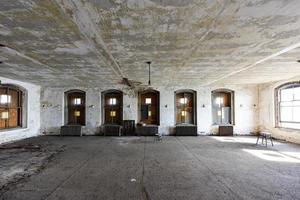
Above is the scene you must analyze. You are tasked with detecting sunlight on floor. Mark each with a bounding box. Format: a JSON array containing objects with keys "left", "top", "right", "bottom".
[
  {"left": 211, "top": 136, "right": 259, "bottom": 144},
  {"left": 243, "top": 149, "right": 300, "bottom": 163}
]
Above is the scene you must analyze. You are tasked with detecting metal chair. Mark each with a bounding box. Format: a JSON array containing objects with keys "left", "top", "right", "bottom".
[
  {"left": 154, "top": 132, "right": 163, "bottom": 142},
  {"left": 256, "top": 132, "right": 273, "bottom": 147}
]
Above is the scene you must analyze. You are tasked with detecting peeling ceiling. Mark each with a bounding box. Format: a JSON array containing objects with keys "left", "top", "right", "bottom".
[{"left": 1, "top": 0, "right": 300, "bottom": 87}]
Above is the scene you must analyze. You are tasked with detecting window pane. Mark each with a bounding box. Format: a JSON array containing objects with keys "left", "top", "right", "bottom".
[
  {"left": 0, "top": 108, "right": 9, "bottom": 129},
  {"left": 281, "top": 88, "right": 294, "bottom": 101},
  {"left": 180, "top": 97, "right": 188, "bottom": 104},
  {"left": 293, "top": 107, "right": 300, "bottom": 122},
  {"left": 145, "top": 98, "right": 151, "bottom": 104},
  {"left": 293, "top": 101, "right": 300, "bottom": 106},
  {"left": 294, "top": 86, "right": 300, "bottom": 100},
  {"left": 280, "top": 101, "right": 293, "bottom": 107},
  {"left": 74, "top": 98, "right": 81, "bottom": 105},
  {"left": 0, "top": 94, "right": 11, "bottom": 104},
  {"left": 8, "top": 108, "right": 18, "bottom": 127},
  {"left": 8, "top": 90, "right": 18, "bottom": 107},
  {"left": 280, "top": 106, "right": 293, "bottom": 122},
  {"left": 280, "top": 122, "right": 300, "bottom": 129},
  {"left": 108, "top": 98, "right": 117, "bottom": 105}
]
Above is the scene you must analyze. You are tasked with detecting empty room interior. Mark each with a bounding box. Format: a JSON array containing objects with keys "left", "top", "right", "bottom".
[{"left": 1, "top": 0, "right": 300, "bottom": 199}]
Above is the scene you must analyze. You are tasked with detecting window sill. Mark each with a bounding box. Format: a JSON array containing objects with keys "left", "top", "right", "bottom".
[
  {"left": 275, "top": 127, "right": 300, "bottom": 132},
  {"left": 176, "top": 124, "right": 197, "bottom": 126},
  {"left": 0, "top": 127, "right": 28, "bottom": 133},
  {"left": 212, "top": 124, "right": 234, "bottom": 126}
]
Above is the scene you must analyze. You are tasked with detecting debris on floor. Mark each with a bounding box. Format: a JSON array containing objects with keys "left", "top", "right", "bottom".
[{"left": 0, "top": 142, "right": 65, "bottom": 193}]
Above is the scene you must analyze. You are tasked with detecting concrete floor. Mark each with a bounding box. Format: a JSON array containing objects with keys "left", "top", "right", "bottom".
[{"left": 0, "top": 136, "right": 300, "bottom": 200}]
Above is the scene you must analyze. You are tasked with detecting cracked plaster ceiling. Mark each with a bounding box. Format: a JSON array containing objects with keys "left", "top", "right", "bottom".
[{"left": 1, "top": 0, "right": 300, "bottom": 87}]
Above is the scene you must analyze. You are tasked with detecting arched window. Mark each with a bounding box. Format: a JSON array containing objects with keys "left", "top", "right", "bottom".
[
  {"left": 175, "top": 90, "right": 196, "bottom": 125},
  {"left": 211, "top": 89, "right": 234, "bottom": 125},
  {"left": 276, "top": 82, "right": 300, "bottom": 129},
  {"left": 65, "top": 90, "right": 86, "bottom": 126},
  {"left": 138, "top": 90, "right": 160, "bottom": 125},
  {"left": 0, "top": 84, "right": 23, "bottom": 129},
  {"left": 102, "top": 90, "right": 123, "bottom": 125}
]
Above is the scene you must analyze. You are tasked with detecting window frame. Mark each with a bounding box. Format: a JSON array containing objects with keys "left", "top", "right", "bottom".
[
  {"left": 138, "top": 90, "right": 160, "bottom": 125},
  {"left": 275, "top": 82, "right": 300, "bottom": 129},
  {"left": 102, "top": 90, "right": 123, "bottom": 125},
  {"left": 65, "top": 90, "right": 86, "bottom": 126},
  {"left": 211, "top": 89, "right": 235, "bottom": 126},
  {"left": 174, "top": 90, "right": 197, "bottom": 125},
  {"left": 0, "top": 84, "right": 23, "bottom": 130}
]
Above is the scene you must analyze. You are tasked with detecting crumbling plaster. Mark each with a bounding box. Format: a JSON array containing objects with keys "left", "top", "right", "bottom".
[
  {"left": 1, "top": 0, "right": 300, "bottom": 88},
  {"left": 258, "top": 76, "right": 300, "bottom": 144},
  {"left": 0, "top": 76, "right": 41, "bottom": 144},
  {"left": 41, "top": 84, "right": 258, "bottom": 136}
]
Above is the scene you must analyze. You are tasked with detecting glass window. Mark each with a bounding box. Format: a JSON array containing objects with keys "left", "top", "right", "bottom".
[
  {"left": 0, "top": 85, "right": 23, "bottom": 129},
  {"left": 109, "top": 98, "right": 117, "bottom": 105},
  {"left": 139, "top": 91, "right": 159, "bottom": 125},
  {"left": 103, "top": 91, "right": 123, "bottom": 125},
  {"left": 66, "top": 90, "right": 85, "bottom": 125},
  {"left": 145, "top": 98, "right": 152, "bottom": 104},
  {"left": 74, "top": 98, "right": 82, "bottom": 105},
  {"left": 212, "top": 90, "right": 234, "bottom": 125},
  {"left": 277, "top": 83, "right": 300, "bottom": 129},
  {"left": 0, "top": 94, "right": 11, "bottom": 104},
  {"left": 175, "top": 91, "right": 196, "bottom": 125}
]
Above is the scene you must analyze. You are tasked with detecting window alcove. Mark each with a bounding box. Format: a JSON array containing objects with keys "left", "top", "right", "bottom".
[
  {"left": 211, "top": 89, "right": 235, "bottom": 136},
  {"left": 175, "top": 90, "right": 197, "bottom": 136},
  {"left": 65, "top": 90, "right": 86, "bottom": 126},
  {"left": 0, "top": 84, "right": 23, "bottom": 129},
  {"left": 138, "top": 90, "right": 160, "bottom": 125},
  {"left": 275, "top": 82, "right": 300, "bottom": 129},
  {"left": 102, "top": 90, "right": 123, "bottom": 125},
  {"left": 175, "top": 90, "right": 196, "bottom": 125},
  {"left": 137, "top": 90, "right": 160, "bottom": 136},
  {"left": 211, "top": 89, "right": 234, "bottom": 125}
]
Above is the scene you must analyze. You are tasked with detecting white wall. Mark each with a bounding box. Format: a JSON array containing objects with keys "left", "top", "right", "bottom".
[
  {"left": 258, "top": 76, "right": 300, "bottom": 144},
  {"left": 41, "top": 84, "right": 259, "bottom": 136},
  {"left": 0, "top": 76, "right": 41, "bottom": 144}
]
